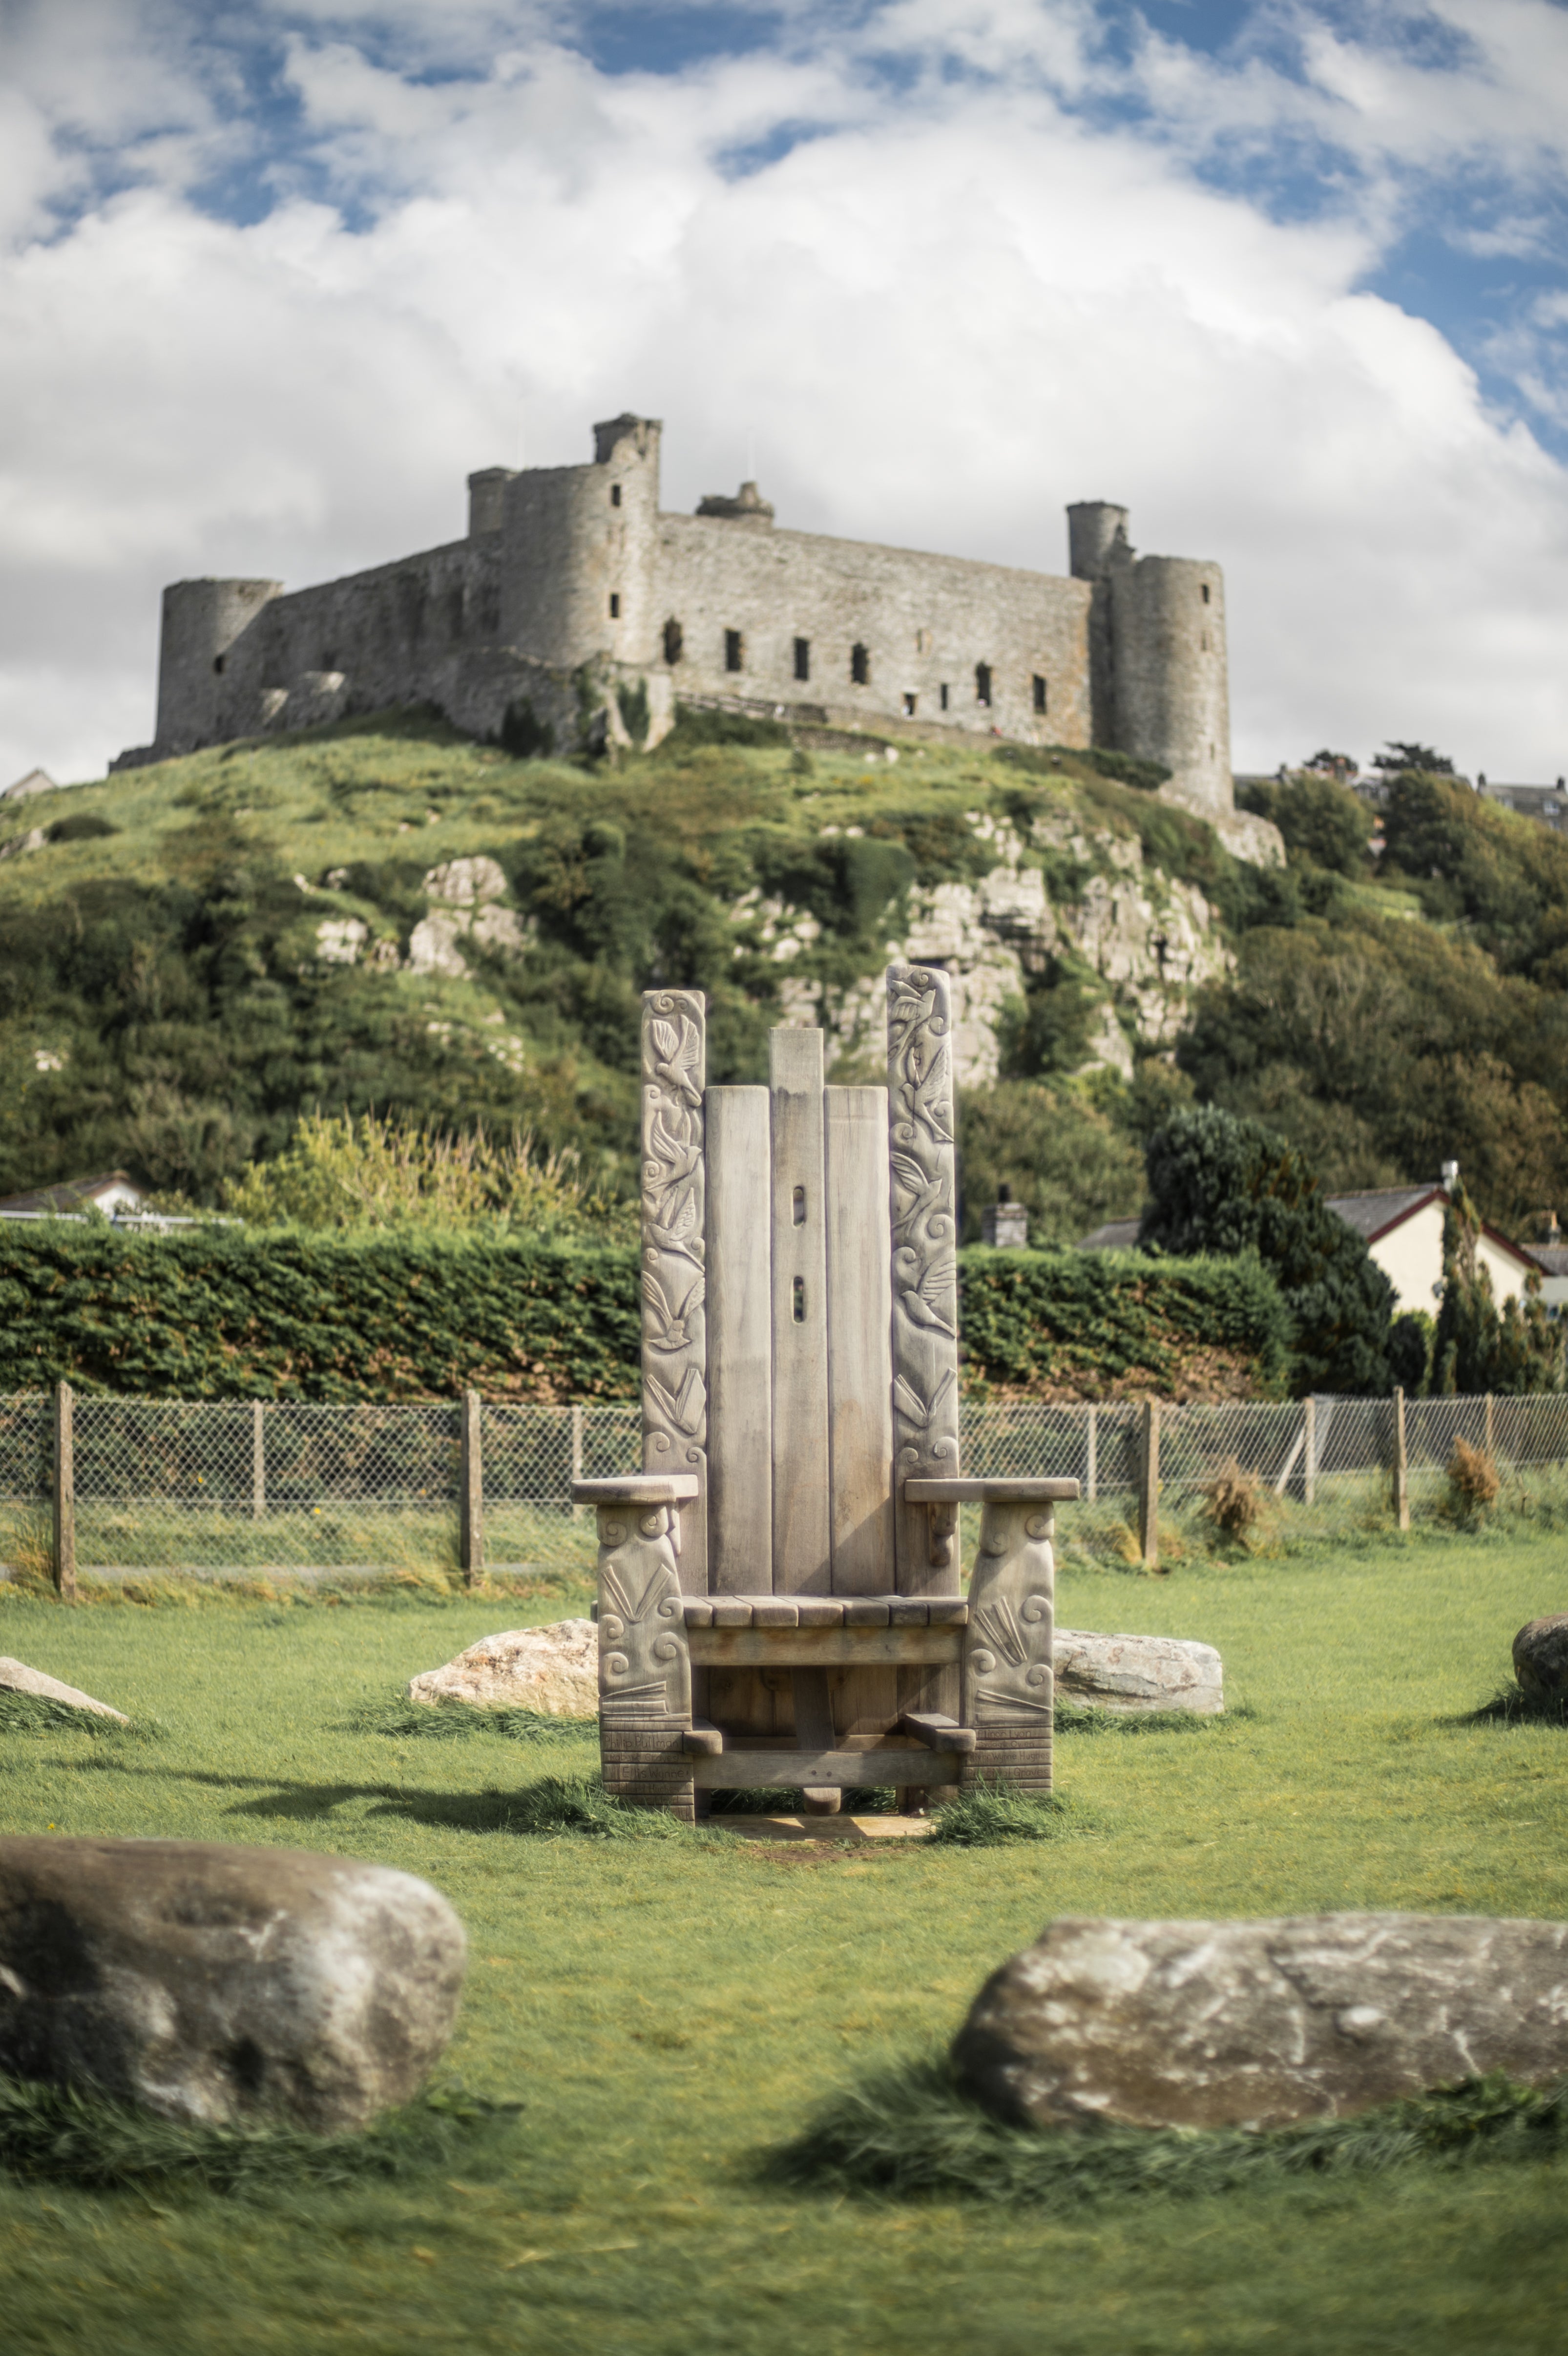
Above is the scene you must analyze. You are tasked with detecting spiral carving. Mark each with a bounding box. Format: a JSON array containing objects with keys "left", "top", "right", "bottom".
[{"left": 887, "top": 964, "right": 961, "bottom": 1581}]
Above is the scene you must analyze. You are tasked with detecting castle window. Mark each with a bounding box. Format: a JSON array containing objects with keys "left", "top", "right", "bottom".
[
  {"left": 322, "top": 649, "right": 337, "bottom": 671},
  {"left": 611, "top": 484, "right": 622, "bottom": 508},
  {"left": 1032, "top": 675, "right": 1047, "bottom": 715},
  {"left": 903, "top": 692, "right": 917, "bottom": 717},
  {"left": 794, "top": 636, "right": 810, "bottom": 682},
  {"left": 940, "top": 684, "right": 949, "bottom": 712},
  {"left": 851, "top": 642, "right": 870, "bottom": 685},
  {"left": 1201, "top": 582, "right": 1211, "bottom": 604},
  {"left": 609, "top": 592, "right": 620, "bottom": 619},
  {"left": 725, "top": 629, "right": 744, "bottom": 673},
  {"left": 975, "top": 662, "right": 992, "bottom": 707},
  {"left": 212, "top": 655, "right": 225, "bottom": 675},
  {"left": 916, "top": 628, "right": 932, "bottom": 655},
  {"left": 664, "top": 617, "right": 684, "bottom": 665},
  {"left": 447, "top": 587, "right": 464, "bottom": 638}
]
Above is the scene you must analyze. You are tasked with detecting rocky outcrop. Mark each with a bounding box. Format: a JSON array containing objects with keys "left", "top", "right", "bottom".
[
  {"left": 1054, "top": 1630, "right": 1223, "bottom": 1714},
  {"left": 0, "top": 1659, "right": 127, "bottom": 1721},
  {"left": 953, "top": 1912, "right": 1568, "bottom": 2132},
  {"left": 0, "top": 1836, "right": 465, "bottom": 2130},
  {"left": 406, "top": 855, "right": 532, "bottom": 977},
  {"left": 407, "top": 1620, "right": 597, "bottom": 1716},
  {"left": 1512, "top": 1614, "right": 1568, "bottom": 1700},
  {"left": 776, "top": 806, "right": 1233, "bottom": 1086}
]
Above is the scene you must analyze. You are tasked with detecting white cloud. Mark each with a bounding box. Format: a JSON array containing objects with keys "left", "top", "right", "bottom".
[{"left": 0, "top": 0, "right": 1566, "bottom": 788}]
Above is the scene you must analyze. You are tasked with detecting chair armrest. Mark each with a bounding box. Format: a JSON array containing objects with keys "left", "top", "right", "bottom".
[
  {"left": 572, "top": 1475, "right": 700, "bottom": 1506},
  {"left": 903, "top": 1477, "right": 1079, "bottom": 1504}
]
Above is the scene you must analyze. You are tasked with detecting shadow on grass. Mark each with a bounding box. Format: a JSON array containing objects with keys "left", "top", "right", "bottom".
[
  {"left": 1465, "top": 1684, "right": 1568, "bottom": 1728},
  {"left": 765, "top": 2051, "right": 1568, "bottom": 2209},
  {"left": 0, "top": 2075, "right": 522, "bottom": 2198}
]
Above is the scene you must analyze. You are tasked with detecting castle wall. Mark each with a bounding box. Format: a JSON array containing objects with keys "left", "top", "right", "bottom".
[
  {"left": 499, "top": 415, "right": 662, "bottom": 673},
  {"left": 649, "top": 516, "right": 1093, "bottom": 747}
]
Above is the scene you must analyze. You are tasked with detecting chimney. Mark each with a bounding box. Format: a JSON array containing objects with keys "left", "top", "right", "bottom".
[
  {"left": 982, "top": 1182, "right": 1029, "bottom": 1250},
  {"left": 1441, "top": 1160, "right": 1459, "bottom": 1195}
]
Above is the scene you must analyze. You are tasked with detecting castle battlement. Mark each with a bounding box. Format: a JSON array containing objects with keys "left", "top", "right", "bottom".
[{"left": 117, "top": 413, "right": 1235, "bottom": 820}]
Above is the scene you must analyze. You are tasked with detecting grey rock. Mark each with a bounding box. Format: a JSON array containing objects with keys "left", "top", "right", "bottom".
[
  {"left": 1054, "top": 1629, "right": 1223, "bottom": 1714},
  {"left": 0, "top": 1836, "right": 465, "bottom": 2131},
  {"left": 953, "top": 1913, "right": 1568, "bottom": 2132},
  {"left": 0, "top": 1658, "right": 128, "bottom": 1722},
  {"left": 408, "top": 1620, "right": 596, "bottom": 1716},
  {"left": 1512, "top": 1614, "right": 1568, "bottom": 1700}
]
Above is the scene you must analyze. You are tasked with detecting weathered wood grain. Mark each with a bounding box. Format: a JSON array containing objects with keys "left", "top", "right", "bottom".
[
  {"left": 770, "top": 1026, "right": 831, "bottom": 1594},
  {"left": 706, "top": 1085, "right": 772, "bottom": 1596},
  {"left": 694, "top": 1747, "right": 963, "bottom": 1788},
  {"left": 824, "top": 1086, "right": 895, "bottom": 1595},
  {"left": 689, "top": 1626, "right": 963, "bottom": 1668},
  {"left": 961, "top": 1498, "right": 1056, "bottom": 1797},
  {"left": 641, "top": 989, "right": 708, "bottom": 1596},
  {"left": 886, "top": 966, "right": 961, "bottom": 1598}
]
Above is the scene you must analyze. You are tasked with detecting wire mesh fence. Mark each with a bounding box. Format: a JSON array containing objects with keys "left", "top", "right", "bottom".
[{"left": 3, "top": 1388, "right": 1568, "bottom": 1584}]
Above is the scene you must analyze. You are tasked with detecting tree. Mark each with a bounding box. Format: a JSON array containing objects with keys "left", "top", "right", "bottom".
[
  {"left": 1140, "top": 1105, "right": 1394, "bottom": 1394},
  {"left": 1431, "top": 1179, "right": 1561, "bottom": 1395},
  {"left": 957, "top": 1080, "right": 1143, "bottom": 1245},
  {"left": 1235, "top": 772, "right": 1373, "bottom": 877},
  {"left": 1373, "top": 741, "right": 1455, "bottom": 776},
  {"left": 1303, "top": 750, "right": 1358, "bottom": 782}
]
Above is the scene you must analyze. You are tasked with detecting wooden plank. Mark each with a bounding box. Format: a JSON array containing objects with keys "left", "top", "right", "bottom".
[
  {"left": 641, "top": 989, "right": 708, "bottom": 1595},
  {"left": 886, "top": 966, "right": 961, "bottom": 1597},
  {"left": 681, "top": 1721, "right": 725, "bottom": 1755},
  {"left": 900, "top": 1711, "right": 977, "bottom": 1753},
  {"left": 823, "top": 1086, "right": 895, "bottom": 1594},
  {"left": 705, "top": 1086, "right": 773, "bottom": 1596},
  {"left": 690, "top": 1626, "right": 962, "bottom": 1668},
  {"left": 770, "top": 1026, "right": 831, "bottom": 1594},
  {"left": 793, "top": 1666, "right": 841, "bottom": 1813},
  {"left": 693, "top": 1747, "right": 963, "bottom": 1788}
]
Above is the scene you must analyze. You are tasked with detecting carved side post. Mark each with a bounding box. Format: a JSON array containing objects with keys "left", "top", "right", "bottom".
[
  {"left": 887, "top": 964, "right": 960, "bottom": 1597},
  {"left": 597, "top": 1503, "right": 695, "bottom": 1820},
  {"left": 962, "top": 1500, "right": 1054, "bottom": 1796},
  {"left": 640, "top": 992, "right": 708, "bottom": 1595}
]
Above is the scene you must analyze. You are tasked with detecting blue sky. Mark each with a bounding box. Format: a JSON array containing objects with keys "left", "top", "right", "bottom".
[{"left": 2, "top": 0, "right": 1567, "bottom": 783}]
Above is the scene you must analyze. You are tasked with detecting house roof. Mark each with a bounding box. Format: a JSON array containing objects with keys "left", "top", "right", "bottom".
[
  {"left": 1324, "top": 1185, "right": 1443, "bottom": 1243},
  {"left": 1077, "top": 1216, "right": 1143, "bottom": 1251},
  {"left": 0, "top": 1169, "right": 145, "bottom": 1216}
]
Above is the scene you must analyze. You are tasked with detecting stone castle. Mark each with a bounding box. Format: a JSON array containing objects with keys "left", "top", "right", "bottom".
[{"left": 119, "top": 412, "right": 1265, "bottom": 850}]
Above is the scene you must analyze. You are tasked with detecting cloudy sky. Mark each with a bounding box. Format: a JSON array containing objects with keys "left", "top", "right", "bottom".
[{"left": 2, "top": 0, "right": 1567, "bottom": 788}]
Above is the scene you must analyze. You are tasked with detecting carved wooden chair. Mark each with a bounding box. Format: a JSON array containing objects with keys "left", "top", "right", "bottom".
[{"left": 572, "top": 963, "right": 1078, "bottom": 1820}]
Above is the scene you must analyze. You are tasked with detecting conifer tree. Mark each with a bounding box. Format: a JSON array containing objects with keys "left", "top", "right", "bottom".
[{"left": 1432, "top": 1180, "right": 1561, "bottom": 1395}]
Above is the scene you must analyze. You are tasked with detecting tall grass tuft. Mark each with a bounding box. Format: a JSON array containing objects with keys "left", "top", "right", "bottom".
[
  {"left": 0, "top": 2074, "right": 521, "bottom": 2196},
  {"left": 1468, "top": 1683, "right": 1568, "bottom": 1727},
  {"left": 0, "top": 1688, "right": 158, "bottom": 1741},
  {"left": 767, "top": 2053, "right": 1568, "bottom": 2207},
  {"left": 926, "top": 1779, "right": 1076, "bottom": 1845},
  {"left": 506, "top": 1772, "right": 697, "bottom": 1840},
  {"left": 352, "top": 1697, "right": 593, "bottom": 1745}
]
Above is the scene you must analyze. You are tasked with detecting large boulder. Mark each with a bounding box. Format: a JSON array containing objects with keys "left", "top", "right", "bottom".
[
  {"left": 953, "top": 1913, "right": 1568, "bottom": 2132},
  {"left": 0, "top": 1659, "right": 127, "bottom": 1722},
  {"left": 1055, "top": 1629, "right": 1223, "bottom": 1715},
  {"left": 407, "top": 1620, "right": 596, "bottom": 1716},
  {"left": 0, "top": 1836, "right": 465, "bottom": 2131},
  {"left": 1512, "top": 1614, "right": 1568, "bottom": 1701}
]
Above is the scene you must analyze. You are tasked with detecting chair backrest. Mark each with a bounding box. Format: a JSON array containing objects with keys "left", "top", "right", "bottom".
[{"left": 637, "top": 962, "right": 960, "bottom": 1600}]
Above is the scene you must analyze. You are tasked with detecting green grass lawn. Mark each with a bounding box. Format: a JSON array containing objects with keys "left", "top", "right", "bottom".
[{"left": 2, "top": 1534, "right": 1568, "bottom": 2354}]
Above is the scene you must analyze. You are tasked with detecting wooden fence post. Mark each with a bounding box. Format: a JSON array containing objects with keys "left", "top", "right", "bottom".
[
  {"left": 1484, "top": 1392, "right": 1496, "bottom": 1461},
  {"left": 1138, "top": 1399, "right": 1160, "bottom": 1570},
  {"left": 251, "top": 1401, "right": 266, "bottom": 1520},
  {"left": 460, "top": 1390, "right": 484, "bottom": 1585},
  {"left": 1392, "top": 1387, "right": 1409, "bottom": 1532},
  {"left": 1085, "top": 1404, "right": 1097, "bottom": 1504},
  {"left": 1304, "top": 1395, "right": 1317, "bottom": 1507},
  {"left": 570, "top": 1402, "right": 585, "bottom": 1520},
  {"left": 53, "top": 1381, "right": 76, "bottom": 1603}
]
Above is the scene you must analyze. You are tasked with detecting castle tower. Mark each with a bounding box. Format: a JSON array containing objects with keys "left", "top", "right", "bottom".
[
  {"left": 1066, "top": 503, "right": 1231, "bottom": 816},
  {"left": 153, "top": 578, "right": 282, "bottom": 756},
  {"left": 496, "top": 415, "right": 662, "bottom": 670}
]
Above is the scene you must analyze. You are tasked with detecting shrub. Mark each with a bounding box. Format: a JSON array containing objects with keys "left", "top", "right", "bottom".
[
  {"left": 1198, "top": 1457, "right": 1271, "bottom": 1545},
  {"left": 1446, "top": 1437, "right": 1500, "bottom": 1516}
]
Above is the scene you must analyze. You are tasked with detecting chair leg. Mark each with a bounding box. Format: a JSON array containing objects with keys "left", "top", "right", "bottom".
[{"left": 791, "top": 1667, "right": 841, "bottom": 1814}]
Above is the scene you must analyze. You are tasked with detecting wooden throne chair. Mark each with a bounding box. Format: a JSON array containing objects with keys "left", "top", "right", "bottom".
[{"left": 572, "top": 963, "right": 1078, "bottom": 1820}]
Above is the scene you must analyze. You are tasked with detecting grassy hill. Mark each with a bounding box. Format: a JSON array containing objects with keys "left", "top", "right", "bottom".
[{"left": 1, "top": 710, "right": 1565, "bottom": 1240}]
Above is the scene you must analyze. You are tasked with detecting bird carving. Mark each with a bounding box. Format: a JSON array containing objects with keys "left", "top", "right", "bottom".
[
  {"left": 899, "top": 1250, "right": 956, "bottom": 1338},
  {"left": 642, "top": 1263, "right": 705, "bottom": 1352},
  {"left": 649, "top": 1013, "right": 703, "bottom": 1108}
]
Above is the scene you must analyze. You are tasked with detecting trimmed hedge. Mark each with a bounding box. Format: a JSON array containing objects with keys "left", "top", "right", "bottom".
[
  {"left": 957, "top": 1247, "right": 1291, "bottom": 1401},
  {"left": 0, "top": 1228, "right": 1289, "bottom": 1403},
  {"left": 0, "top": 1227, "right": 641, "bottom": 1403}
]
